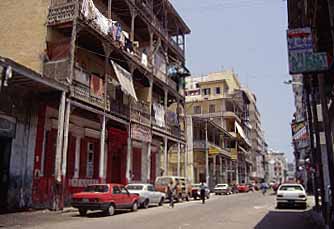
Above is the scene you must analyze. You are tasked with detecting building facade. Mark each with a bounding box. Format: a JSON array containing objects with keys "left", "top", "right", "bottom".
[{"left": 0, "top": 0, "right": 190, "bottom": 211}]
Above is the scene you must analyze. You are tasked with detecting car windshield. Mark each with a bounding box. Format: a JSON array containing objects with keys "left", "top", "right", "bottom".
[
  {"left": 84, "top": 185, "right": 109, "bottom": 193},
  {"left": 279, "top": 185, "right": 303, "bottom": 191},
  {"left": 127, "top": 185, "right": 144, "bottom": 190},
  {"left": 156, "top": 178, "right": 172, "bottom": 185}
]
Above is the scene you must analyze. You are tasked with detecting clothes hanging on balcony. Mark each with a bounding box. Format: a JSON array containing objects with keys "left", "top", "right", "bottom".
[
  {"left": 166, "top": 111, "right": 178, "bottom": 127},
  {"left": 153, "top": 103, "right": 165, "bottom": 128}
]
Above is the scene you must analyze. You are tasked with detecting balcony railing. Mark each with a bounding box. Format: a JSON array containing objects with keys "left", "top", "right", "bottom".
[
  {"left": 110, "top": 98, "right": 130, "bottom": 118},
  {"left": 131, "top": 100, "right": 151, "bottom": 126},
  {"left": 43, "top": 59, "right": 71, "bottom": 82},
  {"left": 72, "top": 81, "right": 110, "bottom": 110}
]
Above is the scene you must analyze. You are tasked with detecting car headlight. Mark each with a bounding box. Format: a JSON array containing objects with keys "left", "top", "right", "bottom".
[
  {"left": 299, "top": 194, "right": 306, "bottom": 198},
  {"left": 277, "top": 194, "right": 283, "bottom": 198}
]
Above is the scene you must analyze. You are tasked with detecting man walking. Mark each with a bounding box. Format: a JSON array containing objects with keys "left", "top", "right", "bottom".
[
  {"left": 167, "top": 181, "right": 175, "bottom": 208},
  {"left": 200, "top": 182, "right": 206, "bottom": 204}
]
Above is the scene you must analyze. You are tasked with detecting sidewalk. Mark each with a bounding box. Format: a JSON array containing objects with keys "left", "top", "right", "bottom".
[{"left": 0, "top": 207, "right": 77, "bottom": 228}]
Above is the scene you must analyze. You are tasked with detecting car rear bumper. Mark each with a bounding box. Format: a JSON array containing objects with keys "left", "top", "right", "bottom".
[
  {"left": 72, "top": 202, "right": 110, "bottom": 210},
  {"left": 276, "top": 198, "right": 307, "bottom": 204},
  {"left": 214, "top": 190, "right": 228, "bottom": 194}
]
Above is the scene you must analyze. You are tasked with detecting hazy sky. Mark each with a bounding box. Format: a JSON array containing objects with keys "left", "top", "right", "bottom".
[{"left": 171, "top": 0, "right": 295, "bottom": 161}]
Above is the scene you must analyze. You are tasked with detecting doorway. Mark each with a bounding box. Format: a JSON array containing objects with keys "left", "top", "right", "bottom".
[{"left": 0, "top": 137, "right": 12, "bottom": 212}]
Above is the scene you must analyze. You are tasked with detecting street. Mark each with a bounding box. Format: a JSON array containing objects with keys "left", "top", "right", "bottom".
[{"left": 0, "top": 192, "right": 319, "bottom": 229}]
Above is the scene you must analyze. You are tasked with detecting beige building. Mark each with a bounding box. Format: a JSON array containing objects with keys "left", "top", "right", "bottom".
[{"left": 185, "top": 71, "right": 253, "bottom": 185}]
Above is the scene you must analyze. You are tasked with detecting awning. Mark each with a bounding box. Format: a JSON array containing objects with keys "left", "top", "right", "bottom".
[
  {"left": 235, "top": 121, "right": 246, "bottom": 140},
  {"left": 111, "top": 60, "right": 138, "bottom": 101}
]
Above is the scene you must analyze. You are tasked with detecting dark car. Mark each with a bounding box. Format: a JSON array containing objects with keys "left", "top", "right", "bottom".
[{"left": 72, "top": 184, "right": 140, "bottom": 216}]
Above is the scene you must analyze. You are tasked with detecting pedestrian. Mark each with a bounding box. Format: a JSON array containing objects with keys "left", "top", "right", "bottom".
[
  {"left": 167, "top": 180, "right": 175, "bottom": 208},
  {"left": 260, "top": 181, "right": 268, "bottom": 195},
  {"left": 200, "top": 182, "right": 206, "bottom": 204}
]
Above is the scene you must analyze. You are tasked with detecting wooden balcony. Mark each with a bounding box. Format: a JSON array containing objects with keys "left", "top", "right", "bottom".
[
  {"left": 72, "top": 81, "right": 110, "bottom": 111},
  {"left": 43, "top": 59, "right": 71, "bottom": 82},
  {"left": 110, "top": 98, "right": 130, "bottom": 119},
  {"left": 131, "top": 100, "right": 151, "bottom": 126}
]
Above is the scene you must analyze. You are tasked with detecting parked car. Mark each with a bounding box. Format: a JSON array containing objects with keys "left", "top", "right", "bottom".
[
  {"left": 191, "top": 183, "right": 210, "bottom": 200},
  {"left": 126, "top": 183, "right": 166, "bottom": 208},
  {"left": 155, "top": 176, "right": 192, "bottom": 201},
  {"left": 214, "top": 184, "right": 231, "bottom": 195},
  {"left": 276, "top": 183, "right": 307, "bottom": 209},
  {"left": 71, "top": 184, "right": 140, "bottom": 216},
  {"left": 237, "top": 184, "right": 250, "bottom": 193}
]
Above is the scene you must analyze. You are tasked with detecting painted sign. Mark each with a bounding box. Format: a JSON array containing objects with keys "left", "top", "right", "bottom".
[
  {"left": 231, "top": 148, "right": 238, "bottom": 161},
  {"left": 131, "top": 124, "right": 152, "bottom": 143},
  {"left": 289, "top": 52, "right": 328, "bottom": 74},
  {"left": 287, "top": 27, "right": 313, "bottom": 53},
  {"left": 291, "top": 121, "right": 309, "bottom": 141},
  {"left": 209, "top": 146, "right": 220, "bottom": 156}
]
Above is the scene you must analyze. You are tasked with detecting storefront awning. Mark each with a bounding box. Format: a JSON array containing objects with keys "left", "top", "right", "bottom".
[
  {"left": 235, "top": 121, "right": 251, "bottom": 146},
  {"left": 111, "top": 60, "right": 138, "bottom": 101}
]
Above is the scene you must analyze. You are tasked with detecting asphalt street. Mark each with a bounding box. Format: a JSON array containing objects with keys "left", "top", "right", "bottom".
[{"left": 0, "top": 192, "right": 320, "bottom": 229}]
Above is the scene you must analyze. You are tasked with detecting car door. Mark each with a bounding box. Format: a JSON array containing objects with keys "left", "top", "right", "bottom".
[
  {"left": 147, "top": 185, "right": 157, "bottom": 203},
  {"left": 120, "top": 186, "right": 132, "bottom": 208},
  {"left": 112, "top": 185, "right": 123, "bottom": 209}
]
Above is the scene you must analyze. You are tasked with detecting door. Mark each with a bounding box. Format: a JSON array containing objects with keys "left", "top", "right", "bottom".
[
  {"left": 0, "top": 137, "right": 11, "bottom": 212},
  {"left": 132, "top": 148, "right": 142, "bottom": 181}
]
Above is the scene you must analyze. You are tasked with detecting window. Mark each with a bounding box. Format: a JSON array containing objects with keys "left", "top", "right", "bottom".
[
  {"left": 193, "top": 105, "right": 201, "bottom": 114},
  {"left": 84, "top": 185, "right": 109, "bottom": 193},
  {"left": 195, "top": 83, "right": 200, "bottom": 88},
  {"left": 147, "top": 185, "right": 155, "bottom": 192},
  {"left": 216, "top": 87, "right": 221, "bottom": 95},
  {"left": 127, "top": 185, "right": 144, "bottom": 190},
  {"left": 121, "top": 186, "right": 129, "bottom": 194},
  {"left": 202, "top": 88, "right": 211, "bottom": 96},
  {"left": 209, "top": 104, "right": 216, "bottom": 113},
  {"left": 87, "top": 142, "right": 94, "bottom": 178},
  {"left": 113, "top": 186, "right": 122, "bottom": 194}
]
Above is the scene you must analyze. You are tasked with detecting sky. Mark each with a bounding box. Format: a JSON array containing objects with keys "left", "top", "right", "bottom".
[{"left": 171, "top": 0, "right": 295, "bottom": 162}]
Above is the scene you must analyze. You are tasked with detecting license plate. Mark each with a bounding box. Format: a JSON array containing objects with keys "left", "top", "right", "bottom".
[
  {"left": 82, "top": 199, "right": 89, "bottom": 203},
  {"left": 288, "top": 200, "right": 295, "bottom": 204}
]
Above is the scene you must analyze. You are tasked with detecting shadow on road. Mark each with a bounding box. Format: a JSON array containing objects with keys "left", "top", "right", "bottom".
[
  {"left": 254, "top": 209, "right": 319, "bottom": 229},
  {"left": 72, "top": 210, "right": 133, "bottom": 218}
]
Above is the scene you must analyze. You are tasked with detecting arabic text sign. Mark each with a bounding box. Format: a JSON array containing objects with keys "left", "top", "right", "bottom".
[
  {"left": 287, "top": 27, "right": 313, "bottom": 53},
  {"left": 289, "top": 52, "right": 328, "bottom": 74}
]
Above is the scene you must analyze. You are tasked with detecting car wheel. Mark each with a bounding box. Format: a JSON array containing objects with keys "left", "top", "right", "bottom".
[
  {"left": 79, "top": 209, "right": 87, "bottom": 216},
  {"left": 158, "top": 197, "right": 164, "bottom": 206},
  {"left": 143, "top": 199, "right": 149, "bottom": 209},
  {"left": 104, "top": 204, "right": 115, "bottom": 216},
  {"left": 186, "top": 195, "right": 190, "bottom": 201},
  {"left": 132, "top": 201, "right": 138, "bottom": 212},
  {"left": 207, "top": 194, "right": 210, "bottom": 199},
  {"left": 194, "top": 196, "right": 197, "bottom": 200}
]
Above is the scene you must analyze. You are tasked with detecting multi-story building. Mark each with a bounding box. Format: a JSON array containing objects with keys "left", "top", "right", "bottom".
[
  {"left": 185, "top": 116, "right": 234, "bottom": 189},
  {"left": 242, "top": 88, "right": 267, "bottom": 182},
  {"left": 185, "top": 71, "right": 253, "bottom": 185},
  {"left": 0, "top": 0, "right": 190, "bottom": 211},
  {"left": 266, "top": 150, "right": 288, "bottom": 184}
]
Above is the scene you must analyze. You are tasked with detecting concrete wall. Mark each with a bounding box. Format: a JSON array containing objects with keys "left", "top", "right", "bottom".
[{"left": 0, "top": 0, "right": 49, "bottom": 73}]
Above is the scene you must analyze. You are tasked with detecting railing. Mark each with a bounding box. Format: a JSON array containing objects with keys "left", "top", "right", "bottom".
[
  {"left": 167, "top": 77, "right": 177, "bottom": 91},
  {"left": 72, "top": 81, "right": 110, "bottom": 110},
  {"left": 48, "top": 1, "right": 76, "bottom": 25},
  {"left": 43, "top": 59, "right": 71, "bottom": 82},
  {"left": 131, "top": 101, "right": 151, "bottom": 126},
  {"left": 110, "top": 98, "right": 130, "bottom": 118}
]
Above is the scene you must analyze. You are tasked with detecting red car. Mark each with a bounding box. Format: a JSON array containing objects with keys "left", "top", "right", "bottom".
[
  {"left": 237, "top": 184, "right": 250, "bottom": 193},
  {"left": 72, "top": 184, "right": 140, "bottom": 216}
]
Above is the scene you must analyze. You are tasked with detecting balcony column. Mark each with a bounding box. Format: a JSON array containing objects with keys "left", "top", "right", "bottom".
[
  {"left": 61, "top": 101, "right": 72, "bottom": 178},
  {"left": 213, "top": 155, "right": 217, "bottom": 186},
  {"left": 163, "top": 137, "right": 168, "bottom": 175},
  {"left": 108, "top": 0, "right": 112, "bottom": 19},
  {"left": 177, "top": 143, "right": 181, "bottom": 176},
  {"left": 100, "top": 43, "right": 113, "bottom": 183},
  {"left": 130, "top": 7, "right": 138, "bottom": 42},
  {"left": 147, "top": 79, "right": 153, "bottom": 182},
  {"left": 219, "top": 156, "right": 223, "bottom": 183}
]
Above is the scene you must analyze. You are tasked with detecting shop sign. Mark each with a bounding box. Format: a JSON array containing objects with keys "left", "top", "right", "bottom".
[
  {"left": 287, "top": 27, "right": 313, "bottom": 53},
  {"left": 231, "top": 148, "right": 238, "bottom": 161},
  {"left": 209, "top": 147, "right": 220, "bottom": 156},
  {"left": 289, "top": 52, "right": 328, "bottom": 74},
  {"left": 131, "top": 124, "right": 152, "bottom": 143}
]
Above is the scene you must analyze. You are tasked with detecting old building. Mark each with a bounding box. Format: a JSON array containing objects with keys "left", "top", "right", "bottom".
[
  {"left": 0, "top": 0, "right": 190, "bottom": 211},
  {"left": 185, "top": 71, "right": 253, "bottom": 185}
]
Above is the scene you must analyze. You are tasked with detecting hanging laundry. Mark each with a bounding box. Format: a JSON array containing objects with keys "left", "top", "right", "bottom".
[{"left": 153, "top": 103, "right": 165, "bottom": 128}]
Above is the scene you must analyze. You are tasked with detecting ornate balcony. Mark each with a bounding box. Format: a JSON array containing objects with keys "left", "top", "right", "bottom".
[
  {"left": 131, "top": 100, "right": 151, "bottom": 126},
  {"left": 43, "top": 59, "right": 71, "bottom": 82}
]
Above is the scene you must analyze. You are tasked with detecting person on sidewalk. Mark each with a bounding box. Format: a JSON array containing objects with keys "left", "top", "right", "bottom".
[
  {"left": 200, "top": 182, "right": 206, "bottom": 204},
  {"left": 260, "top": 181, "right": 268, "bottom": 195},
  {"left": 167, "top": 181, "right": 175, "bottom": 208}
]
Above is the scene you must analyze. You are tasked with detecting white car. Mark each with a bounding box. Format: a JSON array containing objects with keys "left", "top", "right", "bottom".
[
  {"left": 214, "top": 184, "right": 231, "bottom": 195},
  {"left": 276, "top": 184, "right": 307, "bottom": 209},
  {"left": 127, "top": 183, "right": 166, "bottom": 208}
]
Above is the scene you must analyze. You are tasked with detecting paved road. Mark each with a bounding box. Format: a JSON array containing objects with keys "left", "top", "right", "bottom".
[{"left": 0, "top": 192, "right": 320, "bottom": 229}]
